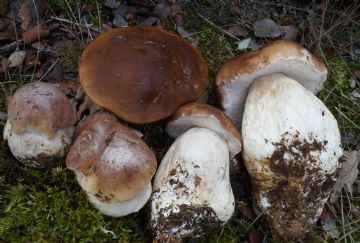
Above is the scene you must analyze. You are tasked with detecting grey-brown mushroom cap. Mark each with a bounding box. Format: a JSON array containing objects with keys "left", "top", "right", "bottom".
[
  {"left": 216, "top": 40, "right": 327, "bottom": 129},
  {"left": 242, "top": 73, "right": 342, "bottom": 240},
  {"left": 66, "top": 112, "right": 157, "bottom": 203},
  {"left": 166, "top": 103, "right": 242, "bottom": 158}
]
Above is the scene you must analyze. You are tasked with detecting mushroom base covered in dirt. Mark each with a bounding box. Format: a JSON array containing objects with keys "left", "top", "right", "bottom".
[{"left": 242, "top": 73, "right": 342, "bottom": 240}]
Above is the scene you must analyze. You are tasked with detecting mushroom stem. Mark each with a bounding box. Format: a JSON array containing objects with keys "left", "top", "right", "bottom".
[{"left": 150, "top": 127, "right": 234, "bottom": 240}]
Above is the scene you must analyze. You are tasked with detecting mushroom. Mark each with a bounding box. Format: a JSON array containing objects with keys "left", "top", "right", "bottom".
[
  {"left": 216, "top": 40, "right": 327, "bottom": 129},
  {"left": 66, "top": 112, "right": 157, "bottom": 217},
  {"left": 3, "top": 82, "right": 76, "bottom": 168},
  {"left": 78, "top": 25, "right": 208, "bottom": 124},
  {"left": 242, "top": 73, "right": 342, "bottom": 240},
  {"left": 150, "top": 103, "right": 241, "bottom": 240}
]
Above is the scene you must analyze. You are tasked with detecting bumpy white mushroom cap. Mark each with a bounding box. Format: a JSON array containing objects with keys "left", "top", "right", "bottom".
[
  {"left": 67, "top": 112, "right": 157, "bottom": 217},
  {"left": 150, "top": 127, "right": 235, "bottom": 240},
  {"left": 242, "top": 73, "right": 342, "bottom": 240},
  {"left": 216, "top": 40, "right": 328, "bottom": 129},
  {"left": 3, "top": 121, "right": 74, "bottom": 168},
  {"left": 3, "top": 82, "right": 76, "bottom": 168}
]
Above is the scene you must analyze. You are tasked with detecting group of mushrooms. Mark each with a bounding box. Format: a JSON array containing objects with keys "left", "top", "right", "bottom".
[{"left": 3, "top": 25, "right": 342, "bottom": 241}]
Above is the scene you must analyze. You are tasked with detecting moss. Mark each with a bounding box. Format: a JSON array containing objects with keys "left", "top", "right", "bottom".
[
  {"left": 0, "top": 166, "right": 147, "bottom": 242},
  {"left": 197, "top": 28, "right": 237, "bottom": 76},
  {"left": 319, "top": 58, "right": 360, "bottom": 138}
]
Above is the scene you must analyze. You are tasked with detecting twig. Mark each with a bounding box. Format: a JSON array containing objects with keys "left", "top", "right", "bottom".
[
  {"left": 197, "top": 13, "right": 240, "bottom": 41},
  {"left": 50, "top": 16, "right": 100, "bottom": 33}
]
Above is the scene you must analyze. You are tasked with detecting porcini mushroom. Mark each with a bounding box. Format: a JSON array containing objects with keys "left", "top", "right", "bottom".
[
  {"left": 66, "top": 112, "right": 157, "bottom": 217},
  {"left": 242, "top": 73, "right": 342, "bottom": 240},
  {"left": 3, "top": 82, "right": 76, "bottom": 168},
  {"left": 216, "top": 40, "right": 327, "bottom": 129},
  {"left": 79, "top": 25, "right": 208, "bottom": 124},
  {"left": 150, "top": 103, "right": 241, "bottom": 240}
]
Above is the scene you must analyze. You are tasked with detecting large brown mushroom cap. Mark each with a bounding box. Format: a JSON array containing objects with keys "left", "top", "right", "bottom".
[
  {"left": 7, "top": 82, "right": 76, "bottom": 138},
  {"left": 66, "top": 112, "right": 157, "bottom": 203},
  {"left": 79, "top": 25, "right": 208, "bottom": 124}
]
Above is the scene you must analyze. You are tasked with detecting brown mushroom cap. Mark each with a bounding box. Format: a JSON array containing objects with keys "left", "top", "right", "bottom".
[
  {"left": 66, "top": 112, "right": 157, "bottom": 203},
  {"left": 7, "top": 82, "right": 76, "bottom": 138},
  {"left": 216, "top": 40, "right": 327, "bottom": 129},
  {"left": 166, "top": 103, "right": 242, "bottom": 158},
  {"left": 79, "top": 25, "right": 208, "bottom": 124}
]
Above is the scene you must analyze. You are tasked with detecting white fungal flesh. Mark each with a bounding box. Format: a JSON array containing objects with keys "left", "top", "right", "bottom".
[
  {"left": 3, "top": 120, "right": 74, "bottom": 167},
  {"left": 151, "top": 127, "right": 235, "bottom": 239},
  {"left": 242, "top": 73, "right": 342, "bottom": 239},
  {"left": 222, "top": 58, "right": 327, "bottom": 130}
]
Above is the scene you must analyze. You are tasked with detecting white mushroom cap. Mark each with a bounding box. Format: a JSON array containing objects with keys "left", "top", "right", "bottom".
[
  {"left": 3, "top": 82, "right": 76, "bottom": 167},
  {"left": 66, "top": 112, "right": 157, "bottom": 216},
  {"left": 166, "top": 103, "right": 242, "bottom": 158},
  {"left": 216, "top": 40, "right": 328, "bottom": 129},
  {"left": 242, "top": 73, "right": 342, "bottom": 240},
  {"left": 151, "top": 127, "right": 235, "bottom": 240}
]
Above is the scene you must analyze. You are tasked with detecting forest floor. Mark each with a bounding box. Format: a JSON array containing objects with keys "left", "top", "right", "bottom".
[{"left": 0, "top": 0, "right": 359, "bottom": 242}]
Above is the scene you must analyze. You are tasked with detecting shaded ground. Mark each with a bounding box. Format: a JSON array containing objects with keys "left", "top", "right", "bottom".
[{"left": 0, "top": 0, "right": 360, "bottom": 242}]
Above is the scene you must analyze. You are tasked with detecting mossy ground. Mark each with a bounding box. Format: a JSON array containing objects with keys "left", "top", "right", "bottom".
[{"left": 1, "top": 0, "right": 360, "bottom": 242}]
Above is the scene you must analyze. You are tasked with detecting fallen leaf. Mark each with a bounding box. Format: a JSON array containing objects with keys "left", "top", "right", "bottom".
[
  {"left": 354, "top": 70, "right": 360, "bottom": 80},
  {"left": 320, "top": 209, "right": 340, "bottom": 239},
  {"left": 253, "top": 19, "right": 281, "bottom": 38},
  {"left": 0, "top": 41, "right": 24, "bottom": 56},
  {"left": 113, "top": 15, "right": 128, "bottom": 27},
  {"left": 229, "top": 5, "right": 241, "bottom": 16},
  {"left": 330, "top": 150, "right": 359, "bottom": 203},
  {"left": 0, "top": 57, "right": 10, "bottom": 73},
  {"left": 237, "top": 38, "right": 251, "bottom": 50},
  {"left": 236, "top": 201, "right": 256, "bottom": 220},
  {"left": 19, "top": 3, "right": 32, "bottom": 30},
  {"left": 171, "top": 4, "right": 185, "bottom": 27},
  {"left": 140, "top": 17, "right": 158, "bottom": 26},
  {"left": 349, "top": 88, "right": 360, "bottom": 100},
  {"left": 0, "top": 19, "right": 18, "bottom": 41},
  {"left": 104, "top": 0, "right": 121, "bottom": 9},
  {"left": 248, "top": 229, "right": 263, "bottom": 243},
  {"left": 22, "top": 24, "right": 50, "bottom": 44},
  {"left": 153, "top": 2, "right": 171, "bottom": 19},
  {"left": 8, "top": 51, "right": 26, "bottom": 68},
  {"left": 25, "top": 52, "right": 41, "bottom": 70},
  {"left": 227, "top": 25, "right": 249, "bottom": 37},
  {"left": 350, "top": 201, "right": 360, "bottom": 226},
  {"left": 281, "top": 25, "right": 298, "bottom": 40}
]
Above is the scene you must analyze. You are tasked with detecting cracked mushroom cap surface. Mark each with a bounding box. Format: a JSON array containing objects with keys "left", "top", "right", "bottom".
[
  {"left": 3, "top": 82, "right": 76, "bottom": 167},
  {"left": 242, "top": 73, "right": 342, "bottom": 240},
  {"left": 79, "top": 25, "right": 208, "bottom": 124},
  {"left": 66, "top": 112, "right": 157, "bottom": 206},
  {"left": 166, "top": 103, "right": 242, "bottom": 158},
  {"left": 150, "top": 127, "right": 235, "bottom": 240},
  {"left": 216, "top": 40, "right": 327, "bottom": 129}
]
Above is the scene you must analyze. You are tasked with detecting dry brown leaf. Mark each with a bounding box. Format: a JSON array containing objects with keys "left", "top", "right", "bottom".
[
  {"left": 227, "top": 25, "right": 249, "bottom": 37},
  {"left": 0, "top": 57, "right": 10, "bottom": 73},
  {"left": 354, "top": 70, "right": 360, "bottom": 80},
  {"left": 248, "top": 229, "right": 263, "bottom": 243},
  {"left": 8, "top": 51, "right": 26, "bottom": 68},
  {"left": 25, "top": 52, "right": 41, "bottom": 70},
  {"left": 19, "top": 4, "right": 32, "bottom": 30},
  {"left": 330, "top": 150, "right": 359, "bottom": 203},
  {"left": 350, "top": 201, "right": 360, "bottom": 226},
  {"left": 0, "top": 19, "right": 18, "bottom": 41},
  {"left": 229, "top": 5, "right": 241, "bottom": 16},
  {"left": 22, "top": 24, "right": 50, "bottom": 44},
  {"left": 236, "top": 201, "right": 256, "bottom": 221}
]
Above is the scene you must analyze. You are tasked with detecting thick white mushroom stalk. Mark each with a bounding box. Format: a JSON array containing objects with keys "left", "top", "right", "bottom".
[
  {"left": 150, "top": 127, "right": 234, "bottom": 240},
  {"left": 242, "top": 73, "right": 342, "bottom": 240}
]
